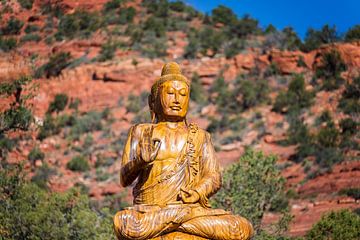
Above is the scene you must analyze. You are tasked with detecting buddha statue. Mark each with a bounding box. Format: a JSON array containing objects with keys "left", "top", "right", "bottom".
[{"left": 113, "top": 62, "right": 254, "bottom": 240}]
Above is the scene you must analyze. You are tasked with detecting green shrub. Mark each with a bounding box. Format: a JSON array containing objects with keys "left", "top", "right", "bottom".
[
  {"left": 31, "top": 163, "right": 56, "bottom": 189},
  {"left": 47, "top": 93, "right": 69, "bottom": 113},
  {"left": 184, "top": 33, "right": 200, "bottom": 59},
  {"left": 28, "top": 147, "right": 45, "bottom": 164},
  {"left": 340, "top": 118, "right": 358, "bottom": 136},
  {"left": 211, "top": 5, "right": 237, "bottom": 25},
  {"left": 0, "top": 105, "right": 33, "bottom": 134},
  {"left": 117, "top": 7, "right": 136, "bottom": 24},
  {"left": 69, "top": 98, "right": 81, "bottom": 111},
  {"left": 35, "top": 52, "right": 72, "bottom": 78},
  {"left": 273, "top": 74, "right": 314, "bottom": 113},
  {"left": 316, "top": 121, "right": 339, "bottom": 148},
  {"left": 1, "top": 17, "right": 24, "bottom": 35},
  {"left": 315, "top": 50, "right": 347, "bottom": 90},
  {"left": 345, "top": 25, "right": 360, "bottom": 42},
  {"left": 0, "top": 164, "right": 114, "bottom": 239},
  {"left": 212, "top": 149, "right": 287, "bottom": 232},
  {"left": 24, "top": 24, "right": 39, "bottom": 33},
  {"left": 338, "top": 76, "right": 360, "bottom": 114},
  {"left": 228, "top": 14, "right": 260, "bottom": 38},
  {"left": 302, "top": 24, "right": 339, "bottom": 52},
  {"left": 190, "top": 73, "right": 206, "bottom": 104},
  {"left": 0, "top": 37, "right": 17, "bottom": 52},
  {"left": 0, "top": 134, "right": 16, "bottom": 160},
  {"left": 67, "top": 155, "right": 90, "bottom": 172},
  {"left": 56, "top": 10, "right": 102, "bottom": 40},
  {"left": 126, "top": 92, "right": 148, "bottom": 113},
  {"left": 169, "top": 1, "right": 186, "bottom": 12},
  {"left": 96, "top": 168, "right": 111, "bottom": 181},
  {"left": 224, "top": 39, "right": 245, "bottom": 58},
  {"left": 306, "top": 209, "right": 360, "bottom": 240},
  {"left": 339, "top": 188, "right": 360, "bottom": 200},
  {"left": 198, "top": 26, "right": 224, "bottom": 56},
  {"left": 20, "top": 33, "right": 41, "bottom": 43},
  {"left": 0, "top": 76, "right": 34, "bottom": 135},
  {"left": 142, "top": 0, "right": 169, "bottom": 18},
  {"left": 98, "top": 41, "right": 118, "bottom": 62},
  {"left": 143, "top": 16, "right": 166, "bottom": 38},
  {"left": 103, "top": 0, "right": 123, "bottom": 12},
  {"left": 37, "top": 114, "right": 60, "bottom": 140},
  {"left": 234, "top": 76, "right": 270, "bottom": 110},
  {"left": 69, "top": 111, "right": 103, "bottom": 140},
  {"left": 17, "top": 0, "right": 34, "bottom": 9}
]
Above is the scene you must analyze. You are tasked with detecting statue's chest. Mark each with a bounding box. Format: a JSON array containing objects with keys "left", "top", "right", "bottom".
[{"left": 151, "top": 128, "right": 187, "bottom": 160}]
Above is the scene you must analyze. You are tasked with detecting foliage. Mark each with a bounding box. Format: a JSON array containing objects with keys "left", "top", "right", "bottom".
[
  {"left": 0, "top": 164, "right": 114, "bottom": 239},
  {"left": 67, "top": 155, "right": 90, "bottom": 172},
  {"left": 35, "top": 52, "right": 72, "bottom": 78},
  {"left": 28, "top": 146, "right": 45, "bottom": 164},
  {"left": 98, "top": 41, "right": 120, "bottom": 62},
  {"left": 24, "top": 24, "right": 39, "bottom": 33},
  {"left": 212, "top": 148, "right": 287, "bottom": 232},
  {"left": 211, "top": 5, "right": 237, "bottom": 25},
  {"left": 0, "top": 135, "right": 15, "bottom": 160},
  {"left": 56, "top": 10, "right": 102, "bottom": 40},
  {"left": 302, "top": 24, "right": 339, "bottom": 52},
  {"left": 31, "top": 163, "right": 56, "bottom": 189},
  {"left": 0, "top": 37, "right": 17, "bottom": 52},
  {"left": 126, "top": 92, "right": 148, "bottom": 113},
  {"left": 305, "top": 209, "right": 360, "bottom": 240},
  {"left": 228, "top": 14, "right": 260, "bottom": 38},
  {"left": 315, "top": 49, "right": 347, "bottom": 90},
  {"left": 338, "top": 76, "right": 360, "bottom": 114},
  {"left": 17, "top": 0, "right": 34, "bottom": 9},
  {"left": 224, "top": 39, "right": 245, "bottom": 58},
  {"left": 345, "top": 25, "right": 360, "bottom": 42},
  {"left": 142, "top": 0, "right": 170, "bottom": 18},
  {"left": 103, "top": 0, "right": 123, "bottom": 12},
  {"left": 339, "top": 188, "right": 360, "bottom": 200},
  {"left": 69, "top": 111, "right": 104, "bottom": 140},
  {"left": 190, "top": 73, "right": 206, "bottom": 104},
  {"left": 47, "top": 93, "right": 69, "bottom": 113},
  {"left": 1, "top": 16, "right": 24, "bottom": 35},
  {"left": 169, "top": 1, "right": 186, "bottom": 12},
  {"left": 37, "top": 114, "right": 61, "bottom": 140},
  {"left": 273, "top": 74, "right": 314, "bottom": 114},
  {"left": 0, "top": 76, "right": 34, "bottom": 134},
  {"left": 234, "top": 75, "right": 270, "bottom": 110},
  {"left": 20, "top": 33, "right": 41, "bottom": 43}
]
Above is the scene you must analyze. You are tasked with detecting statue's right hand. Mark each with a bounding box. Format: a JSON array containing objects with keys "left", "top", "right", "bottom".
[{"left": 139, "top": 127, "right": 161, "bottom": 163}]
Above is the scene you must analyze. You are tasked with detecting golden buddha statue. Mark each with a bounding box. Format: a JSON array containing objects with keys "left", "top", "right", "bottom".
[{"left": 113, "top": 62, "right": 254, "bottom": 240}]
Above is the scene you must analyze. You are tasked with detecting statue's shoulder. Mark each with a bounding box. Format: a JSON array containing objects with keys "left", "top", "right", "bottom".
[
  {"left": 188, "top": 123, "right": 211, "bottom": 139},
  {"left": 128, "top": 123, "right": 155, "bottom": 136}
]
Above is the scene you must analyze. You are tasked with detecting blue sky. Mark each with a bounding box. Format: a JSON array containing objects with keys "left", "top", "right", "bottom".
[{"left": 184, "top": 0, "right": 360, "bottom": 38}]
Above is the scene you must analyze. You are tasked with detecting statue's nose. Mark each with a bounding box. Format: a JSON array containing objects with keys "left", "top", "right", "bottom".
[{"left": 174, "top": 93, "right": 180, "bottom": 103}]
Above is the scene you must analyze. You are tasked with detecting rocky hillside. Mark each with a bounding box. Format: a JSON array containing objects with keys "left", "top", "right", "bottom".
[{"left": 1, "top": 0, "right": 359, "bottom": 237}]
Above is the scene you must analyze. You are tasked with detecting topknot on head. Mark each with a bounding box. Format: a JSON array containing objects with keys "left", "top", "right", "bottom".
[
  {"left": 151, "top": 62, "right": 190, "bottom": 98},
  {"left": 161, "top": 62, "right": 182, "bottom": 76}
]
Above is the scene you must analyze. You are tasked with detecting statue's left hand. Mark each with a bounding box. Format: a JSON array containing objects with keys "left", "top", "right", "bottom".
[{"left": 180, "top": 188, "right": 200, "bottom": 204}]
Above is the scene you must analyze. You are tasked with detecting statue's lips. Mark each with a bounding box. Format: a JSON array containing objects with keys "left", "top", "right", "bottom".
[{"left": 170, "top": 106, "right": 181, "bottom": 111}]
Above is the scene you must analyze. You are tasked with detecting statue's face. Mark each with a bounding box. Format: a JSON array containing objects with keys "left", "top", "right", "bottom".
[{"left": 157, "top": 80, "right": 189, "bottom": 121}]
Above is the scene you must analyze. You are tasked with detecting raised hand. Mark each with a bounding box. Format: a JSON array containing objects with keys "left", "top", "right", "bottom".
[{"left": 139, "top": 126, "right": 161, "bottom": 163}]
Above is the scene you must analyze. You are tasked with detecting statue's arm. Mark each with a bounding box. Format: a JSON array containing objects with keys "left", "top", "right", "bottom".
[
  {"left": 193, "top": 132, "right": 222, "bottom": 207},
  {"left": 120, "top": 126, "right": 142, "bottom": 187}
]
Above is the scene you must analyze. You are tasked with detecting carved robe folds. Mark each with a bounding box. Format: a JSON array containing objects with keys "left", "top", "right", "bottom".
[{"left": 113, "top": 124, "right": 253, "bottom": 240}]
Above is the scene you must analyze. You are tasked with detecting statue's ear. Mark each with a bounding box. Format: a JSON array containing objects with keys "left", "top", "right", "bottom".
[{"left": 148, "top": 94, "right": 157, "bottom": 123}]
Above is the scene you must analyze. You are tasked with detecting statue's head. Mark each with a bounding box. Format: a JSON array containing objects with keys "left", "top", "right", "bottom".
[{"left": 149, "top": 62, "right": 190, "bottom": 122}]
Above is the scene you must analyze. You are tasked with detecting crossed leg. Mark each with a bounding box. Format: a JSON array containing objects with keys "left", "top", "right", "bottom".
[{"left": 178, "top": 214, "right": 254, "bottom": 240}]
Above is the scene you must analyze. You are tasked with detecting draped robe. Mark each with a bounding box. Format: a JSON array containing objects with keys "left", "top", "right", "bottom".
[{"left": 114, "top": 123, "right": 253, "bottom": 240}]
